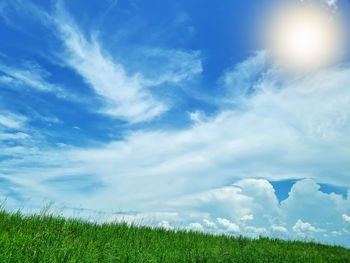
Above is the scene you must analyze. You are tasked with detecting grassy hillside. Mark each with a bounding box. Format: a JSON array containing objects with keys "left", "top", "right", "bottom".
[{"left": 0, "top": 209, "right": 349, "bottom": 263}]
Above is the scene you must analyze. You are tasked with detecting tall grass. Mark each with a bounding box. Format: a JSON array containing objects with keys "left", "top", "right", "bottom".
[{"left": 0, "top": 209, "right": 349, "bottom": 262}]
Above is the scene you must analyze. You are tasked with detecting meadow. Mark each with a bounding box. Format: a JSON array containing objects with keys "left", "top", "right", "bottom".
[{"left": 0, "top": 209, "right": 349, "bottom": 263}]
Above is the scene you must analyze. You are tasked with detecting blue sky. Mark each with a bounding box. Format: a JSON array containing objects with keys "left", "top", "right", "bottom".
[{"left": 1, "top": 0, "right": 350, "bottom": 247}]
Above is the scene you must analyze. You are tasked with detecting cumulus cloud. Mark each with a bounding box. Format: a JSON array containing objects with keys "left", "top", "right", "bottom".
[
  {"left": 240, "top": 214, "right": 254, "bottom": 221},
  {"left": 158, "top": 220, "right": 175, "bottom": 231},
  {"left": 217, "top": 218, "right": 240, "bottom": 233},
  {"left": 280, "top": 179, "right": 350, "bottom": 229},
  {"left": 293, "top": 219, "right": 325, "bottom": 235},
  {"left": 187, "top": 222, "right": 204, "bottom": 232},
  {"left": 121, "top": 179, "right": 347, "bottom": 245},
  {"left": 271, "top": 225, "right": 288, "bottom": 234},
  {"left": 203, "top": 219, "right": 217, "bottom": 229},
  {"left": 343, "top": 214, "right": 350, "bottom": 223}
]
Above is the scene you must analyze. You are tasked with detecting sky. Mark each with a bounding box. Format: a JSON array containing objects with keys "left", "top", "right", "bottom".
[{"left": 1, "top": 0, "right": 350, "bottom": 247}]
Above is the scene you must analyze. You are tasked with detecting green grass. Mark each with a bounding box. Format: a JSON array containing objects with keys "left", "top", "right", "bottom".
[{"left": 0, "top": 209, "right": 349, "bottom": 262}]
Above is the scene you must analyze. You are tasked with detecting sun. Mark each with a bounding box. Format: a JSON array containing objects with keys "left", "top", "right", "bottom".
[{"left": 267, "top": 4, "right": 344, "bottom": 73}]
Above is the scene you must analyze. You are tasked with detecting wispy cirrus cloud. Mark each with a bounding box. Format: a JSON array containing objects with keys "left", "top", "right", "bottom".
[
  {"left": 0, "top": 0, "right": 203, "bottom": 123},
  {"left": 0, "top": 59, "right": 73, "bottom": 102},
  {"left": 0, "top": 113, "right": 27, "bottom": 129},
  {"left": 0, "top": 62, "right": 54, "bottom": 92},
  {"left": 51, "top": 2, "right": 202, "bottom": 123},
  {"left": 53, "top": 18, "right": 167, "bottom": 122}
]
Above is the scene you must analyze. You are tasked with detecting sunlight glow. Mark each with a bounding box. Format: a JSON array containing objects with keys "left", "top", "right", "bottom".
[{"left": 267, "top": 4, "right": 344, "bottom": 73}]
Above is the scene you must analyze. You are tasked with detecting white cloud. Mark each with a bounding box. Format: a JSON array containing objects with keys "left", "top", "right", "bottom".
[
  {"left": 188, "top": 110, "right": 210, "bottom": 124},
  {"left": 343, "top": 214, "right": 350, "bottom": 223},
  {"left": 271, "top": 225, "right": 288, "bottom": 233},
  {"left": 244, "top": 226, "right": 267, "bottom": 235},
  {"left": 220, "top": 51, "right": 268, "bottom": 104},
  {"left": 280, "top": 179, "right": 350, "bottom": 229},
  {"left": 240, "top": 214, "right": 254, "bottom": 221},
  {"left": 0, "top": 62, "right": 54, "bottom": 92},
  {"left": 293, "top": 219, "right": 325, "bottom": 234},
  {"left": 158, "top": 220, "right": 174, "bottom": 231},
  {"left": 203, "top": 219, "right": 217, "bottom": 229},
  {"left": 187, "top": 222, "right": 204, "bottom": 232},
  {"left": 216, "top": 218, "right": 240, "bottom": 233},
  {"left": 51, "top": 4, "right": 201, "bottom": 123},
  {"left": 0, "top": 132, "right": 30, "bottom": 140},
  {"left": 0, "top": 113, "right": 27, "bottom": 129},
  {"left": 0, "top": 60, "right": 72, "bottom": 101},
  {"left": 0, "top": 1, "right": 203, "bottom": 124},
  {"left": 56, "top": 22, "right": 166, "bottom": 122}
]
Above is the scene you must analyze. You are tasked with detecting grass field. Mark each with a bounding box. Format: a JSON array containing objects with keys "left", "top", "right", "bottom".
[{"left": 0, "top": 209, "right": 349, "bottom": 263}]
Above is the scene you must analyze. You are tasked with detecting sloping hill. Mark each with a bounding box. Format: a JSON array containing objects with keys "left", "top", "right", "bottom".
[{"left": 0, "top": 209, "right": 349, "bottom": 262}]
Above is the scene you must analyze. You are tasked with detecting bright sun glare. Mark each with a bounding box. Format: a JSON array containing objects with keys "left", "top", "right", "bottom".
[{"left": 267, "top": 4, "right": 344, "bottom": 73}]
